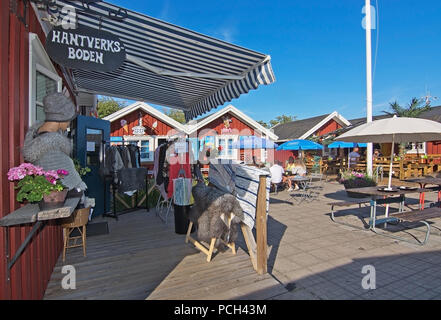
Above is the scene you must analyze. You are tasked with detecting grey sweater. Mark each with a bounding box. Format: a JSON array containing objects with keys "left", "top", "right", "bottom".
[{"left": 22, "top": 122, "right": 87, "bottom": 191}]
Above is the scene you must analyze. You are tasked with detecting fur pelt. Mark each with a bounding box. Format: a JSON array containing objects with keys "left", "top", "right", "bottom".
[
  {"left": 189, "top": 181, "right": 244, "bottom": 252},
  {"left": 22, "top": 122, "right": 72, "bottom": 163}
]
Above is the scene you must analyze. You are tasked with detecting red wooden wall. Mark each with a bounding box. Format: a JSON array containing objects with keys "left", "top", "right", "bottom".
[
  {"left": 316, "top": 119, "right": 342, "bottom": 136},
  {"left": 197, "top": 112, "right": 259, "bottom": 137},
  {"left": 0, "top": 3, "right": 66, "bottom": 300},
  {"left": 426, "top": 142, "right": 441, "bottom": 155},
  {"left": 110, "top": 110, "right": 178, "bottom": 137},
  {"left": 273, "top": 119, "right": 341, "bottom": 167}
]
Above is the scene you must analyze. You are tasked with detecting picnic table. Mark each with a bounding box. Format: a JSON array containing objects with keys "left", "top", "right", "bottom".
[
  {"left": 348, "top": 186, "right": 426, "bottom": 226},
  {"left": 334, "top": 186, "right": 441, "bottom": 245},
  {"left": 406, "top": 177, "right": 441, "bottom": 207}
]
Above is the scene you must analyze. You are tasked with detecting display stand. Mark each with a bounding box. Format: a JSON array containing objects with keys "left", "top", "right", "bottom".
[
  {"left": 102, "top": 139, "right": 151, "bottom": 220},
  {"left": 184, "top": 175, "right": 267, "bottom": 274}
]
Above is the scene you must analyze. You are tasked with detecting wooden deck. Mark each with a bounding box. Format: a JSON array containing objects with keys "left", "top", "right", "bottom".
[{"left": 44, "top": 209, "right": 286, "bottom": 300}]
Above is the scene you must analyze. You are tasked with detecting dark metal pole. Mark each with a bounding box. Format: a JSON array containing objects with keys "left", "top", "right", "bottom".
[
  {"left": 5, "top": 226, "right": 10, "bottom": 282},
  {"left": 7, "top": 221, "right": 46, "bottom": 274},
  {"left": 146, "top": 174, "right": 149, "bottom": 212}
]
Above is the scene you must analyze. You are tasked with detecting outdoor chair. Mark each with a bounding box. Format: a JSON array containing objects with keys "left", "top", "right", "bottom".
[
  {"left": 60, "top": 207, "right": 90, "bottom": 262},
  {"left": 270, "top": 182, "right": 285, "bottom": 195},
  {"left": 155, "top": 191, "right": 172, "bottom": 224},
  {"left": 291, "top": 173, "right": 324, "bottom": 203}
]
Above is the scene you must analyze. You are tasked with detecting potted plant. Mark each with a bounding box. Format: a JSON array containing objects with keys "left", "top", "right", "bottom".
[
  {"left": 339, "top": 170, "right": 377, "bottom": 198},
  {"left": 7, "top": 163, "right": 69, "bottom": 210},
  {"left": 73, "top": 159, "right": 91, "bottom": 177}
]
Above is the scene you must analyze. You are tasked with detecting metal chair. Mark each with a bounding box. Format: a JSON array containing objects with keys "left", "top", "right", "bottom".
[
  {"left": 297, "top": 173, "right": 324, "bottom": 203},
  {"left": 155, "top": 193, "right": 173, "bottom": 224}
]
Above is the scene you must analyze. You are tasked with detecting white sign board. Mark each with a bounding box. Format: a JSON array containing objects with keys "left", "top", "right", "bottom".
[{"left": 132, "top": 125, "right": 146, "bottom": 135}]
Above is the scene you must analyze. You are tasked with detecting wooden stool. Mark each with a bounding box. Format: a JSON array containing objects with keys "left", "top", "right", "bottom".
[
  {"left": 185, "top": 215, "right": 236, "bottom": 262},
  {"left": 60, "top": 207, "right": 90, "bottom": 262}
]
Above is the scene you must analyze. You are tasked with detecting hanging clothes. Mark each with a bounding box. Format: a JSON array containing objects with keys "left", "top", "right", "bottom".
[
  {"left": 105, "top": 145, "right": 124, "bottom": 173},
  {"left": 127, "top": 144, "right": 140, "bottom": 168},
  {"left": 167, "top": 143, "right": 191, "bottom": 199},
  {"left": 117, "top": 146, "right": 133, "bottom": 168},
  {"left": 153, "top": 143, "right": 169, "bottom": 200}
]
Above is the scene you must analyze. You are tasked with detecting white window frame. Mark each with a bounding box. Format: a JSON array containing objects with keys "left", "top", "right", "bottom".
[
  {"left": 123, "top": 135, "right": 154, "bottom": 162},
  {"left": 216, "top": 135, "right": 238, "bottom": 160},
  {"left": 406, "top": 142, "right": 426, "bottom": 155},
  {"left": 29, "top": 33, "right": 62, "bottom": 126}
]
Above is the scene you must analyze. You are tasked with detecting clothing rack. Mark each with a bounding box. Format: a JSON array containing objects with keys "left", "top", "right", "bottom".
[{"left": 101, "top": 138, "right": 150, "bottom": 221}]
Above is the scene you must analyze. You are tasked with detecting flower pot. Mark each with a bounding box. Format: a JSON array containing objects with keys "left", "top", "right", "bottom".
[
  {"left": 38, "top": 189, "right": 68, "bottom": 211},
  {"left": 343, "top": 178, "right": 376, "bottom": 198}
]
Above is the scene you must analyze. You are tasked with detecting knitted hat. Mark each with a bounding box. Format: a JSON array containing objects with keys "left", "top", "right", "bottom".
[{"left": 43, "top": 93, "right": 77, "bottom": 122}]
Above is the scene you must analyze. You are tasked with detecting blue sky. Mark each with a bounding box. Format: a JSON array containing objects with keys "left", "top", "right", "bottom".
[{"left": 108, "top": 0, "right": 441, "bottom": 123}]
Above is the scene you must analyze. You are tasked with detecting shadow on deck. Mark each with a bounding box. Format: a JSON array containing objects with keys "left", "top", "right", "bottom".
[{"left": 44, "top": 209, "right": 287, "bottom": 300}]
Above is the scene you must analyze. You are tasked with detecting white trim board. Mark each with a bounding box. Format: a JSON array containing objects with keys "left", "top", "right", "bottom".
[
  {"left": 299, "top": 111, "right": 351, "bottom": 140},
  {"left": 188, "top": 105, "right": 278, "bottom": 141},
  {"left": 103, "top": 101, "right": 188, "bottom": 134}
]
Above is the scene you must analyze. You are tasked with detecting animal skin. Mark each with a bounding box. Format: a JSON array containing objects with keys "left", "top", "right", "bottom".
[{"left": 189, "top": 181, "right": 244, "bottom": 251}]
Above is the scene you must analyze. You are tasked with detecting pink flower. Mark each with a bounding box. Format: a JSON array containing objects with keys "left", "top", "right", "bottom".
[{"left": 57, "top": 169, "right": 69, "bottom": 176}]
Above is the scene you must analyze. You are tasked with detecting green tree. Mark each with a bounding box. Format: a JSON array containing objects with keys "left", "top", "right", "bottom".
[
  {"left": 383, "top": 97, "right": 432, "bottom": 158},
  {"left": 166, "top": 109, "right": 186, "bottom": 124},
  {"left": 97, "top": 97, "right": 127, "bottom": 118},
  {"left": 257, "top": 120, "right": 269, "bottom": 128},
  {"left": 384, "top": 97, "right": 431, "bottom": 118},
  {"left": 269, "top": 115, "right": 296, "bottom": 128}
]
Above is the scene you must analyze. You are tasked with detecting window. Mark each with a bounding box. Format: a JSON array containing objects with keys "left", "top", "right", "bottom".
[
  {"left": 140, "top": 140, "right": 151, "bottom": 162},
  {"left": 218, "top": 138, "right": 226, "bottom": 156},
  {"left": 405, "top": 142, "right": 426, "bottom": 154},
  {"left": 35, "top": 68, "right": 59, "bottom": 122},
  {"left": 29, "top": 33, "right": 62, "bottom": 126},
  {"left": 216, "top": 135, "right": 237, "bottom": 159},
  {"left": 123, "top": 136, "right": 154, "bottom": 162}
]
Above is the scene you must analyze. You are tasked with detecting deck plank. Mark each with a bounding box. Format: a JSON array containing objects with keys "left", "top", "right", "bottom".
[{"left": 44, "top": 210, "right": 286, "bottom": 300}]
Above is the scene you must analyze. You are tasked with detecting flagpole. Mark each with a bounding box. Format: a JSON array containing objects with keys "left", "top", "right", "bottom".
[{"left": 365, "top": 0, "right": 373, "bottom": 177}]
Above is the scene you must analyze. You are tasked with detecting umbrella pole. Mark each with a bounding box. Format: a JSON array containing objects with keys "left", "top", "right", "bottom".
[
  {"left": 385, "top": 135, "right": 395, "bottom": 227},
  {"left": 388, "top": 135, "right": 395, "bottom": 189}
]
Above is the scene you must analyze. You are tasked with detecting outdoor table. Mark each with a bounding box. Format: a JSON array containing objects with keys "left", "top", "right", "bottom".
[
  {"left": 289, "top": 176, "right": 311, "bottom": 203},
  {"left": 348, "top": 186, "right": 428, "bottom": 229},
  {"left": 0, "top": 196, "right": 81, "bottom": 283},
  {"left": 406, "top": 177, "right": 441, "bottom": 208}
]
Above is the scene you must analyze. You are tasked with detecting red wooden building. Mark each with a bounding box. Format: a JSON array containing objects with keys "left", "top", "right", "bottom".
[
  {"left": 105, "top": 104, "right": 279, "bottom": 166},
  {"left": 189, "top": 105, "right": 278, "bottom": 164},
  {"left": 104, "top": 102, "right": 188, "bottom": 167},
  {"left": 0, "top": 1, "right": 81, "bottom": 300},
  {"left": 272, "top": 111, "right": 351, "bottom": 165}
]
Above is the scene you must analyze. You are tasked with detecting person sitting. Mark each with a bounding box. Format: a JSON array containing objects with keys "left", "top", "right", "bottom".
[
  {"left": 270, "top": 161, "right": 285, "bottom": 192},
  {"left": 373, "top": 149, "right": 382, "bottom": 160},
  {"left": 283, "top": 156, "right": 296, "bottom": 191},
  {"left": 290, "top": 159, "right": 307, "bottom": 190},
  {"left": 348, "top": 147, "right": 361, "bottom": 169}
]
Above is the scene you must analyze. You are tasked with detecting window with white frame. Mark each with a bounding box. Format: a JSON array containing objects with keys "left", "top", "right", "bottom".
[
  {"left": 405, "top": 142, "right": 426, "bottom": 154},
  {"left": 124, "top": 136, "right": 154, "bottom": 162},
  {"left": 216, "top": 135, "right": 237, "bottom": 159},
  {"left": 29, "top": 33, "right": 62, "bottom": 126}
]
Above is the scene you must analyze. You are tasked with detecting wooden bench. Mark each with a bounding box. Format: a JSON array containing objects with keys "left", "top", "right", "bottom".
[
  {"left": 329, "top": 200, "right": 371, "bottom": 230},
  {"left": 372, "top": 207, "right": 441, "bottom": 246}
]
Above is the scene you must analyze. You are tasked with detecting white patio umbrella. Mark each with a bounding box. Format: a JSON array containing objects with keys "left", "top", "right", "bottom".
[{"left": 336, "top": 116, "right": 441, "bottom": 190}]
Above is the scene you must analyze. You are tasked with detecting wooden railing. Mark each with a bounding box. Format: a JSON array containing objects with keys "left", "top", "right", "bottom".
[{"left": 314, "top": 155, "right": 441, "bottom": 180}]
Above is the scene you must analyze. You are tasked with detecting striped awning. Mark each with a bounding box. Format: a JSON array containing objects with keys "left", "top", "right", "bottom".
[{"left": 50, "top": 1, "right": 276, "bottom": 121}]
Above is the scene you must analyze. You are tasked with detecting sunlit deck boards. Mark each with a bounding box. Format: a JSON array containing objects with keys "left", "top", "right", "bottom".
[{"left": 44, "top": 210, "right": 286, "bottom": 300}]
